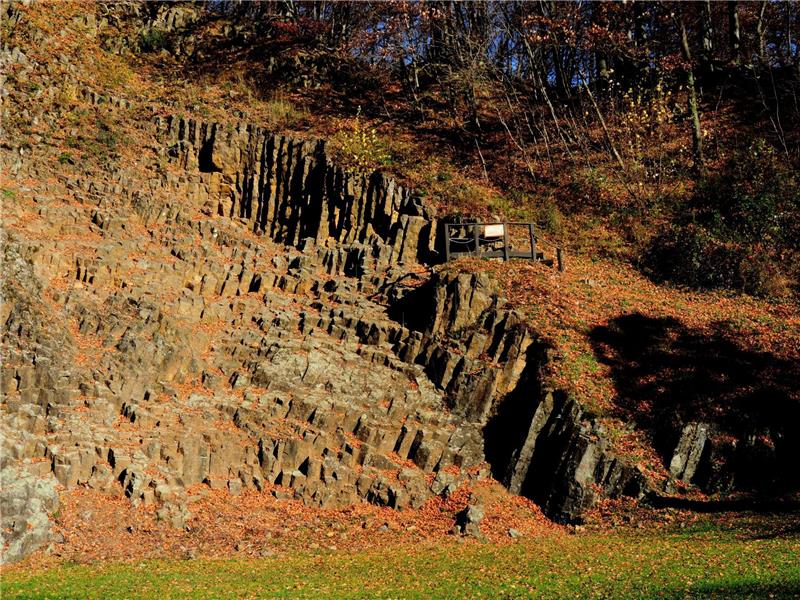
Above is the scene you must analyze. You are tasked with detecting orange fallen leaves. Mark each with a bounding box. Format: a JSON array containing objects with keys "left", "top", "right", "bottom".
[{"left": 17, "top": 478, "right": 563, "bottom": 568}]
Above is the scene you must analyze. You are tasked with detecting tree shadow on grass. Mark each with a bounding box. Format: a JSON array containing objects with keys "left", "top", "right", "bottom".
[
  {"left": 654, "top": 580, "right": 800, "bottom": 600},
  {"left": 589, "top": 313, "right": 800, "bottom": 495}
]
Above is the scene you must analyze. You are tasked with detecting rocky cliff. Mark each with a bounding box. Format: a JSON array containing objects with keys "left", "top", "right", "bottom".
[
  {"left": 155, "top": 115, "right": 437, "bottom": 266},
  {"left": 2, "top": 96, "right": 654, "bottom": 561},
  {"left": 1, "top": 0, "right": 647, "bottom": 563}
]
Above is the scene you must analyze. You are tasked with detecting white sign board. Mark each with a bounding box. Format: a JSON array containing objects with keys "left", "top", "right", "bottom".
[{"left": 483, "top": 224, "right": 505, "bottom": 238}]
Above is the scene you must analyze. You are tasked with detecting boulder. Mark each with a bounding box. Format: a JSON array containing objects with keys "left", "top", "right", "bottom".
[
  {"left": 668, "top": 422, "right": 709, "bottom": 483},
  {"left": 453, "top": 501, "right": 485, "bottom": 538},
  {"left": 0, "top": 466, "right": 60, "bottom": 564}
]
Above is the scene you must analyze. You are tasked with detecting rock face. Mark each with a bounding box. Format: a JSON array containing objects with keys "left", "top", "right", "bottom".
[
  {"left": 0, "top": 98, "right": 640, "bottom": 563},
  {"left": 95, "top": 1, "right": 204, "bottom": 56},
  {"left": 0, "top": 466, "right": 59, "bottom": 565},
  {"left": 155, "top": 115, "right": 437, "bottom": 267},
  {"left": 662, "top": 420, "right": 794, "bottom": 496},
  {"left": 669, "top": 422, "right": 709, "bottom": 483},
  {"left": 1, "top": 103, "right": 483, "bottom": 563},
  {"left": 454, "top": 501, "right": 485, "bottom": 538},
  {"left": 396, "top": 271, "right": 645, "bottom": 523},
  {"left": 5, "top": 0, "right": 797, "bottom": 566},
  {"left": 502, "top": 393, "right": 644, "bottom": 523}
]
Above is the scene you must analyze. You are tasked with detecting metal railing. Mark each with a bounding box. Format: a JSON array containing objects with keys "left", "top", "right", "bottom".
[{"left": 443, "top": 222, "right": 538, "bottom": 262}]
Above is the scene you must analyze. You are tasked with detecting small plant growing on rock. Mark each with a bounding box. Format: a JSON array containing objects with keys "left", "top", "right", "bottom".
[
  {"left": 263, "top": 95, "right": 305, "bottom": 129},
  {"left": 139, "top": 27, "right": 170, "bottom": 53},
  {"left": 56, "top": 81, "right": 79, "bottom": 108},
  {"left": 331, "top": 107, "right": 391, "bottom": 173}
]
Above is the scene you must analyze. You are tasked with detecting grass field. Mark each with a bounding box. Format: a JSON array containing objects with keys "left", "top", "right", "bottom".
[{"left": 3, "top": 524, "right": 799, "bottom": 599}]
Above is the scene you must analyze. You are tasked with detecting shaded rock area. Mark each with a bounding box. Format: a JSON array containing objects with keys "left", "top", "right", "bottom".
[
  {"left": 669, "top": 423, "right": 709, "bottom": 484},
  {"left": 93, "top": 0, "right": 204, "bottom": 56},
  {"left": 494, "top": 391, "right": 645, "bottom": 524},
  {"left": 397, "top": 272, "right": 646, "bottom": 523},
  {"left": 591, "top": 313, "right": 800, "bottom": 498},
  {"left": 453, "top": 500, "right": 485, "bottom": 538}
]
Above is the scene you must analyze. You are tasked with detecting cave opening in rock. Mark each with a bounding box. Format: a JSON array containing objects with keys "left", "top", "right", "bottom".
[{"left": 198, "top": 135, "right": 220, "bottom": 173}]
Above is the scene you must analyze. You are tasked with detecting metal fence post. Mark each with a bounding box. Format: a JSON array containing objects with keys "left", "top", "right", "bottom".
[
  {"left": 444, "top": 224, "right": 451, "bottom": 262},
  {"left": 502, "top": 222, "right": 509, "bottom": 261},
  {"left": 528, "top": 223, "right": 536, "bottom": 260}
]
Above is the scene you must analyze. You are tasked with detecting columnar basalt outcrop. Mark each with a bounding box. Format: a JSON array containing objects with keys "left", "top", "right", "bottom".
[
  {"left": 155, "top": 115, "right": 437, "bottom": 268},
  {"left": 1, "top": 116, "right": 476, "bottom": 563},
  {"left": 390, "top": 271, "right": 645, "bottom": 522},
  {"left": 1, "top": 107, "right": 638, "bottom": 563}
]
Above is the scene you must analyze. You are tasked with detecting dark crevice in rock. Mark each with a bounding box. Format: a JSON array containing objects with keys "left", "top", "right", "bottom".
[
  {"left": 483, "top": 342, "right": 549, "bottom": 488},
  {"left": 386, "top": 270, "right": 646, "bottom": 523},
  {"left": 198, "top": 131, "right": 220, "bottom": 173}
]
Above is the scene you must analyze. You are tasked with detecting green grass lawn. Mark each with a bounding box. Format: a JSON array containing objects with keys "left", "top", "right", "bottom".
[{"left": 3, "top": 526, "right": 799, "bottom": 599}]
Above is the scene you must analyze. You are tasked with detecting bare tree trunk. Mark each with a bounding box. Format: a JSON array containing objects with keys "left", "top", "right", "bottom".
[
  {"left": 702, "top": 0, "right": 714, "bottom": 71},
  {"left": 552, "top": 47, "right": 568, "bottom": 98},
  {"left": 590, "top": 2, "right": 610, "bottom": 92},
  {"left": 788, "top": 2, "right": 799, "bottom": 81},
  {"left": 756, "top": 1, "right": 768, "bottom": 64},
  {"left": 579, "top": 72, "right": 625, "bottom": 171},
  {"left": 473, "top": 137, "right": 489, "bottom": 183},
  {"left": 597, "top": 53, "right": 610, "bottom": 92},
  {"left": 728, "top": 1, "right": 741, "bottom": 65},
  {"left": 680, "top": 14, "right": 704, "bottom": 171},
  {"left": 518, "top": 32, "right": 574, "bottom": 160}
]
